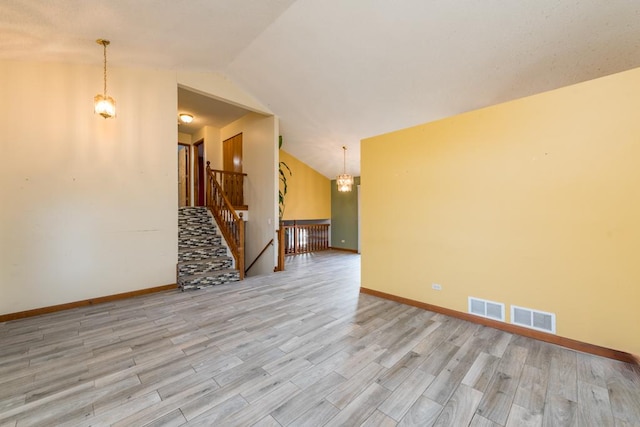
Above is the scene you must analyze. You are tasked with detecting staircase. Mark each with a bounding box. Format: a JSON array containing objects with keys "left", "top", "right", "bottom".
[{"left": 178, "top": 206, "right": 240, "bottom": 290}]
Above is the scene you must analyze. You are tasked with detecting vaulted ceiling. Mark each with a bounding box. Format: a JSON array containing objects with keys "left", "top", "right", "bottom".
[{"left": 3, "top": 0, "right": 640, "bottom": 178}]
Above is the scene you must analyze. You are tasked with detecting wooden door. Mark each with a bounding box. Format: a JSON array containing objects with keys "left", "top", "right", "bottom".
[
  {"left": 223, "top": 133, "right": 243, "bottom": 206},
  {"left": 178, "top": 143, "right": 190, "bottom": 207},
  {"left": 223, "top": 133, "right": 243, "bottom": 173}
]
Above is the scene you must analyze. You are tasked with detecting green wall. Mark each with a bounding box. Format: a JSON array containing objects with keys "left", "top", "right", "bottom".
[{"left": 331, "top": 176, "right": 360, "bottom": 251}]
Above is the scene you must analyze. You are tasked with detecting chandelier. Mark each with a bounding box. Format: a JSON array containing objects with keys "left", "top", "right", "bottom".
[{"left": 336, "top": 146, "right": 353, "bottom": 192}]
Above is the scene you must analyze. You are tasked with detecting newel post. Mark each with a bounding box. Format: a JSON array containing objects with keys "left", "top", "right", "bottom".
[{"left": 275, "top": 222, "right": 285, "bottom": 272}]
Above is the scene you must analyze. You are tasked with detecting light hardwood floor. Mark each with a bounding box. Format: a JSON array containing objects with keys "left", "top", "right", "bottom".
[{"left": 1, "top": 251, "right": 639, "bottom": 426}]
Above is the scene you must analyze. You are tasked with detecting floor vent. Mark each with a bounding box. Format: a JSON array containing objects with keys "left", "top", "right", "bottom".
[
  {"left": 511, "top": 305, "right": 556, "bottom": 334},
  {"left": 468, "top": 297, "right": 505, "bottom": 322}
]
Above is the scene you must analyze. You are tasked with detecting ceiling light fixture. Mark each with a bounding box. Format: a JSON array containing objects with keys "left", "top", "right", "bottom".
[
  {"left": 94, "top": 39, "right": 116, "bottom": 118},
  {"left": 179, "top": 114, "right": 194, "bottom": 124},
  {"left": 336, "top": 146, "right": 354, "bottom": 192}
]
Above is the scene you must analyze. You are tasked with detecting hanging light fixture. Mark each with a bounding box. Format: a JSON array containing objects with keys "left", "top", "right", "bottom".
[
  {"left": 94, "top": 39, "right": 116, "bottom": 118},
  {"left": 336, "top": 146, "right": 354, "bottom": 192}
]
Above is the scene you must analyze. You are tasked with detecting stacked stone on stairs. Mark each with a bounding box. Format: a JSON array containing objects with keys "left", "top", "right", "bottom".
[{"left": 178, "top": 206, "right": 240, "bottom": 290}]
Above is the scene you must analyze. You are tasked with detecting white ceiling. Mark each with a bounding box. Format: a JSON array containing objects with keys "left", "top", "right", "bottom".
[{"left": 3, "top": 0, "right": 640, "bottom": 178}]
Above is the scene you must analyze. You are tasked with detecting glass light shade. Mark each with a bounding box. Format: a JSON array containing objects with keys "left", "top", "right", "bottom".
[
  {"left": 94, "top": 94, "right": 116, "bottom": 118},
  {"left": 337, "top": 174, "right": 354, "bottom": 192},
  {"left": 179, "top": 114, "right": 194, "bottom": 124}
]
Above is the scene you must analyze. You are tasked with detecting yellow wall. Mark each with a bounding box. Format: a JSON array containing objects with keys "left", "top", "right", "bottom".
[
  {"left": 362, "top": 67, "right": 640, "bottom": 356},
  {"left": 280, "top": 150, "right": 331, "bottom": 220}
]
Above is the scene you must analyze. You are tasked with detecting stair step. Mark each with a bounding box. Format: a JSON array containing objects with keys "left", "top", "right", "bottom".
[
  {"left": 179, "top": 227, "right": 219, "bottom": 238},
  {"left": 179, "top": 269, "right": 240, "bottom": 290},
  {"left": 179, "top": 216, "right": 214, "bottom": 225},
  {"left": 178, "top": 206, "right": 208, "bottom": 213},
  {"left": 178, "top": 246, "right": 228, "bottom": 262},
  {"left": 177, "top": 206, "right": 240, "bottom": 288},
  {"left": 178, "top": 209, "right": 212, "bottom": 222},
  {"left": 177, "top": 257, "right": 234, "bottom": 276},
  {"left": 179, "top": 234, "right": 222, "bottom": 249}
]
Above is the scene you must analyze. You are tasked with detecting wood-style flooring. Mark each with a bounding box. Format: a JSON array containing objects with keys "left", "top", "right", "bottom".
[{"left": 1, "top": 251, "right": 639, "bottom": 426}]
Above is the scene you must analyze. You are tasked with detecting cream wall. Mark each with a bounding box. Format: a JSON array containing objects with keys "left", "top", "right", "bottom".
[
  {"left": 279, "top": 150, "right": 331, "bottom": 220},
  {"left": 0, "top": 60, "right": 177, "bottom": 314},
  {"left": 362, "top": 67, "right": 640, "bottom": 356},
  {"left": 178, "top": 132, "right": 192, "bottom": 144},
  {"left": 202, "top": 126, "right": 222, "bottom": 171},
  {"left": 221, "top": 113, "right": 278, "bottom": 276}
]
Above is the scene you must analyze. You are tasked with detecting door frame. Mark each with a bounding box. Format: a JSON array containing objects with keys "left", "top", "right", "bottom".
[
  {"left": 193, "top": 139, "right": 205, "bottom": 206},
  {"left": 178, "top": 143, "right": 191, "bottom": 207}
]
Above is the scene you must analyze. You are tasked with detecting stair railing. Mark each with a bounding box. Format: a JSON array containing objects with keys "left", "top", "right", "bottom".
[
  {"left": 209, "top": 168, "right": 247, "bottom": 209},
  {"left": 206, "top": 161, "right": 245, "bottom": 279}
]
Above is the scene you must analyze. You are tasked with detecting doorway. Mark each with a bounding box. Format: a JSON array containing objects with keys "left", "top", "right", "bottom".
[
  {"left": 178, "top": 143, "right": 190, "bottom": 207},
  {"left": 193, "top": 139, "right": 205, "bottom": 206}
]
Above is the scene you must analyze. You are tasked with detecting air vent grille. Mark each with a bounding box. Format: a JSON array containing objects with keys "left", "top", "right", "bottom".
[
  {"left": 468, "top": 297, "right": 505, "bottom": 322},
  {"left": 511, "top": 305, "right": 556, "bottom": 334}
]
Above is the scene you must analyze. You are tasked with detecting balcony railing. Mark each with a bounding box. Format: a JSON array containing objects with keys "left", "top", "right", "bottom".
[{"left": 283, "top": 222, "right": 330, "bottom": 255}]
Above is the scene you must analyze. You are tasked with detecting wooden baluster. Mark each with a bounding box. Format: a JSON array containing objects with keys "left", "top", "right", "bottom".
[
  {"left": 237, "top": 174, "right": 241, "bottom": 206},
  {"left": 324, "top": 225, "right": 328, "bottom": 250},
  {"left": 293, "top": 223, "right": 298, "bottom": 254},
  {"left": 315, "top": 225, "right": 318, "bottom": 251},
  {"left": 324, "top": 224, "right": 327, "bottom": 250}
]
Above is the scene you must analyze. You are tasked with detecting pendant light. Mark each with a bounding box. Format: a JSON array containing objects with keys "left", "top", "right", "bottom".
[
  {"left": 94, "top": 39, "right": 116, "bottom": 118},
  {"left": 336, "top": 146, "right": 354, "bottom": 192}
]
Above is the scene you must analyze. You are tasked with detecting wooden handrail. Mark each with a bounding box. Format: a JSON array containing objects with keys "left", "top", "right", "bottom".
[
  {"left": 206, "top": 161, "right": 245, "bottom": 280},
  {"left": 245, "top": 239, "right": 273, "bottom": 275},
  {"left": 209, "top": 169, "right": 247, "bottom": 207},
  {"left": 210, "top": 169, "right": 247, "bottom": 177}
]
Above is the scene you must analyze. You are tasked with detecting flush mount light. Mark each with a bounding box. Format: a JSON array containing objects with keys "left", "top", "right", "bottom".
[
  {"left": 179, "top": 114, "right": 194, "bottom": 124},
  {"left": 94, "top": 39, "right": 116, "bottom": 118},
  {"left": 336, "top": 146, "right": 354, "bottom": 192}
]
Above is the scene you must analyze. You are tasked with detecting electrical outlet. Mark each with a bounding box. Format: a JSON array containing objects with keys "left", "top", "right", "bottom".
[
  {"left": 432, "top": 283, "right": 442, "bottom": 291},
  {"left": 341, "top": 239, "right": 345, "bottom": 243}
]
